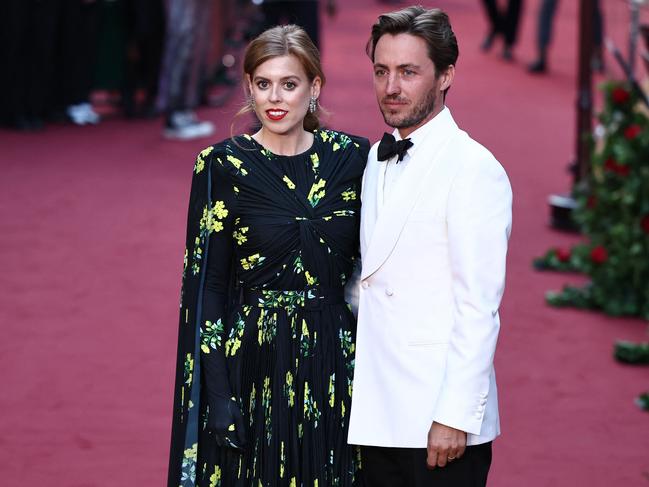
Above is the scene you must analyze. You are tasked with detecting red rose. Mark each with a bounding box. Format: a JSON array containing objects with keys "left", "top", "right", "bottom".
[
  {"left": 587, "top": 195, "right": 597, "bottom": 208},
  {"left": 624, "top": 124, "right": 642, "bottom": 139},
  {"left": 604, "top": 158, "right": 617, "bottom": 171},
  {"left": 641, "top": 215, "right": 649, "bottom": 234},
  {"left": 616, "top": 164, "right": 631, "bottom": 176},
  {"left": 555, "top": 248, "right": 571, "bottom": 262},
  {"left": 604, "top": 158, "right": 631, "bottom": 176},
  {"left": 612, "top": 87, "right": 630, "bottom": 104},
  {"left": 590, "top": 245, "right": 608, "bottom": 264}
]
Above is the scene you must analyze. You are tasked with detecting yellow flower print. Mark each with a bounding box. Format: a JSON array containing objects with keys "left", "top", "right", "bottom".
[
  {"left": 225, "top": 313, "right": 245, "bottom": 357},
  {"left": 328, "top": 374, "right": 335, "bottom": 407},
  {"left": 333, "top": 142, "right": 340, "bottom": 152},
  {"left": 233, "top": 226, "right": 249, "bottom": 245},
  {"left": 240, "top": 253, "right": 266, "bottom": 270},
  {"left": 209, "top": 466, "right": 222, "bottom": 487},
  {"left": 199, "top": 201, "right": 228, "bottom": 235},
  {"left": 290, "top": 478, "right": 297, "bottom": 487},
  {"left": 280, "top": 441, "right": 286, "bottom": 478},
  {"left": 307, "top": 179, "right": 327, "bottom": 207},
  {"left": 341, "top": 189, "right": 357, "bottom": 201},
  {"left": 183, "top": 443, "right": 198, "bottom": 461},
  {"left": 310, "top": 153, "right": 320, "bottom": 172},
  {"left": 194, "top": 146, "right": 213, "bottom": 174},
  {"left": 184, "top": 353, "right": 194, "bottom": 385},
  {"left": 285, "top": 371, "right": 295, "bottom": 407},
  {"left": 227, "top": 154, "right": 249, "bottom": 175},
  {"left": 283, "top": 175, "right": 296, "bottom": 190},
  {"left": 213, "top": 201, "right": 228, "bottom": 219},
  {"left": 305, "top": 271, "right": 317, "bottom": 286},
  {"left": 249, "top": 383, "right": 256, "bottom": 421}
]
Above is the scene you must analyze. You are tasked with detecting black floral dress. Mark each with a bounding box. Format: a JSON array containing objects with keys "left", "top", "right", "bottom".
[{"left": 168, "top": 130, "right": 369, "bottom": 487}]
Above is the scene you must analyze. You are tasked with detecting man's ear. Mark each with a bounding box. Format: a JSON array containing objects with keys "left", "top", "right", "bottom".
[{"left": 439, "top": 65, "right": 455, "bottom": 92}]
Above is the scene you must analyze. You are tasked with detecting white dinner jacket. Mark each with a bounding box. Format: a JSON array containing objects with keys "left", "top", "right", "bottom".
[{"left": 348, "top": 108, "right": 512, "bottom": 448}]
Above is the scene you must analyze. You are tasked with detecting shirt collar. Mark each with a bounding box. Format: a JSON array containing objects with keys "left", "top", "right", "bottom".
[{"left": 390, "top": 106, "right": 453, "bottom": 164}]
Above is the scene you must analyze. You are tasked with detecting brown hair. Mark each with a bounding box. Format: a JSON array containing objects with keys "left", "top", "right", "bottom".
[
  {"left": 236, "top": 24, "right": 325, "bottom": 132},
  {"left": 366, "top": 6, "right": 458, "bottom": 92}
]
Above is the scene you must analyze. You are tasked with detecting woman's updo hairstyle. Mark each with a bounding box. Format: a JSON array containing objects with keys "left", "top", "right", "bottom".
[{"left": 240, "top": 24, "right": 325, "bottom": 131}]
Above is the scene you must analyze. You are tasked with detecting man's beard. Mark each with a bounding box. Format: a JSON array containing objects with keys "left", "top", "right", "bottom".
[{"left": 380, "top": 87, "right": 438, "bottom": 129}]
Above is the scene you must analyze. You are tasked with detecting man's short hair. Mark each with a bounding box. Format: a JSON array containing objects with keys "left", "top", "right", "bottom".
[{"left": 366, "top": 6, "right": 459, "bottom": 77}]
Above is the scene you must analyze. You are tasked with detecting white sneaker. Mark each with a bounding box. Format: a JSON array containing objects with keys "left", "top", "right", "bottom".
[
  {"left": 80, "top": 103, "right": 100, "bottom": 124},
  {"left": 164, "top": 111, "right": 215, "bottom": 140},
  {"left": 66, "top": 103, "right": 101, "bottom": 125}
]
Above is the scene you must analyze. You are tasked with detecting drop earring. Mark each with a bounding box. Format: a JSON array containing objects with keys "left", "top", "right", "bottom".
[{"left": 309, "top": 97, "right": 317, "bottom": 114}]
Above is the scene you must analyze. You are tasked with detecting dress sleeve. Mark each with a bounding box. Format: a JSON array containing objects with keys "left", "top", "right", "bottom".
[{"left": 199, "top": 151, "right": 238, "bottom": 418}]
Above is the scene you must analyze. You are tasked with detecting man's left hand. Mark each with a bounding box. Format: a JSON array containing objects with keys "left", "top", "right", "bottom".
[{"left": 426, "top": 422, "right": 467, "bottom": 469}]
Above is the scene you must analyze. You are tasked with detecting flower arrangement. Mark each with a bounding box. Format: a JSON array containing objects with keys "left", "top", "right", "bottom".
[{"left": 534, "top": 81, "right": 649, "bottom": 410}]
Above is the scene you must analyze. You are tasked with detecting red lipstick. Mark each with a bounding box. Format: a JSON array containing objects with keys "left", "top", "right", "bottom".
[{"left": 266, "top": 109, "right": 288, "bottom": 121}]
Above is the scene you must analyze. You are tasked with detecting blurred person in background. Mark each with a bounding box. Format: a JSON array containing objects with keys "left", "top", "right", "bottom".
[
  {"left": 57, "top": 0, "right": 102, "bottom": 125},
  {"left": 122, "top": 0, "right": 165, "bottom": 117},
  {"left": 528, "top": 0, "right": 603, "bottom": 74},
  {"left": 257, "top": 0, "right": 337, "bottom": 50},
  {"left": 167, "top": 24, "right": 369, "bottom": 486},
  {"left": 157, "top": 0, "right": 215, "bottom": 140},
  {"left": 480, "top": 0, "right": 523, "bottom": 60},
  {"left": 0, "top": 0, "right": 60, "bottom": 130}
]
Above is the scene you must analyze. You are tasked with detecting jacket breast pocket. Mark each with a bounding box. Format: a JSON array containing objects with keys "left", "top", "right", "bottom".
[{"left": 403, "top": 212, "right": 447, "bottom": 247}]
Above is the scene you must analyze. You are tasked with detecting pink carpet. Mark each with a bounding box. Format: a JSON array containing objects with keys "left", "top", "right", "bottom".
[{"left": 1, "top": 0, "right": 648, "bottom": 485}]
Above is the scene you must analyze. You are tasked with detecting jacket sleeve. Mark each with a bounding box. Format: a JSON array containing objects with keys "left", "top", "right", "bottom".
[{"left": 431, "top": 152, "right": 512, "bottom": 435}]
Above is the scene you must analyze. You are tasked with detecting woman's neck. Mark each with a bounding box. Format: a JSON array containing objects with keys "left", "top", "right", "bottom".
[{"left": 253, "top": 128, "right": 314, "bottom": 156}]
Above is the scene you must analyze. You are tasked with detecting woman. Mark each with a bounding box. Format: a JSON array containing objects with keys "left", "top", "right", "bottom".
[{"left": 167, "top": 25, "right": 369, "bottom": 486}]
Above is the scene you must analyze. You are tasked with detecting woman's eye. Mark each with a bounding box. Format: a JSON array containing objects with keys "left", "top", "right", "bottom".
[
  {"left": 284, "top": 81, "right": 296, "bottom": 90},
  {"left": 257, "top": 81, "right": 269, "bottom": 89}
]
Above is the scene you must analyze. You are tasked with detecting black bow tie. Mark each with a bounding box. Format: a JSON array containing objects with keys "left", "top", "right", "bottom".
[{"left": 377, "top": 132, "right": 413, "bottom": 163}]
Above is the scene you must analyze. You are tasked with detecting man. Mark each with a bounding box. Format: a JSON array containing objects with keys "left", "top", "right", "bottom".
[{"left": 348, "top": 6, "right": 512, "bottom": 486}]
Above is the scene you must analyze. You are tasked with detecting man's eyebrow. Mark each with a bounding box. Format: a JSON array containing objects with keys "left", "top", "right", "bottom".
[
  {"left": 398, "top": 63, "right": 420, "bottom": 70},
  {"left": 372, "top": 63, "right": 420, "bottom": 70}
]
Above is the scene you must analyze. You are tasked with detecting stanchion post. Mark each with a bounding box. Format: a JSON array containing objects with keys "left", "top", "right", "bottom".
[{"left": 549, "top": 0, "right": 595, "bottom": 231}]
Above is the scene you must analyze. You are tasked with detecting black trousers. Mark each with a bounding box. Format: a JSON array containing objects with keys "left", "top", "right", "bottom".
[
  {"left": 361, "top": 442, "right": 492, "bottom": 487},
  {"left": 481, "top": 0, "right": 523, "bottom": 47}
]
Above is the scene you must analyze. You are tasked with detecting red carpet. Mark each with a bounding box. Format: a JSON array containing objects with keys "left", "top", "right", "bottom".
[{"left": 1, "top": 0, "right": 648, "bottom": 485}]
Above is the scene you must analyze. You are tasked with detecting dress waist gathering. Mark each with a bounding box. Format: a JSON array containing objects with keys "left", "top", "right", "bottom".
[{"left": 242, "top": 286, "right": 346, "bottom": 309}]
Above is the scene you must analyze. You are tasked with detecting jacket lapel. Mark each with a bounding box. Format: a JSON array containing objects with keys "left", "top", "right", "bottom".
[{"left": 361, "top": 109, "right": 459, "bottom": 280}]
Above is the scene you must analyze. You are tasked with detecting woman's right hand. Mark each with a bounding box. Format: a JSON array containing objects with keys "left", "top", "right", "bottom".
[{"left": 209, "top": 395, "right": 247, "bottom": 452}]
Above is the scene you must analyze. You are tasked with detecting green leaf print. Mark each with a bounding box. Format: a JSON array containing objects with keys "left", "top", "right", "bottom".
[{"left": 200, "top": 319, "right": 224, "bottom": 354}]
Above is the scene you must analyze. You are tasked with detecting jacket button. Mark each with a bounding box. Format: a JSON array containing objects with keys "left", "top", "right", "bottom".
[
  {"left": 385, "top": 288, "right": 394, "bottom": 296},
  {"left": 361, "top": 281, "right": 369, "bottom": 289}
]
